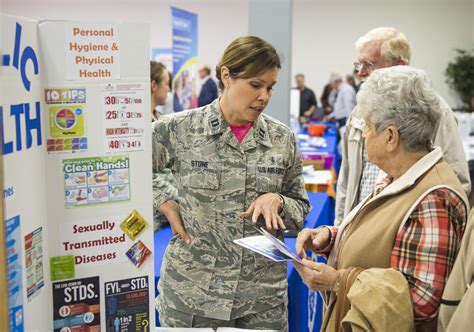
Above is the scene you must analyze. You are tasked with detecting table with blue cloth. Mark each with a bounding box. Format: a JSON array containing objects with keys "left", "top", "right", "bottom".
[
  {"left": 299, "top": 122, "right": 340, "bottom": 172},
  {"left": 153, "top": 192, "right": 334, "bottom": 331},
  {"left": 287, "top": 192, "right": 334, "bottom": 332}
]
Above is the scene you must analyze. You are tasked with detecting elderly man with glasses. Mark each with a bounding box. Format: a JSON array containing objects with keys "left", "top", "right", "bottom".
[{"left": 335, "top": 27, "right": 470, "bottom": 226}]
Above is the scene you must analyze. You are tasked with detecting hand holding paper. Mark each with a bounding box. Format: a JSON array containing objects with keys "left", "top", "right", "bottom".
[
  {"left": 233, "top": 226, "right": 303, "bottom": 264},
  {"left": 293, "top": 259, "right": 342, "bottom": 292},
  {"left": 295, "top": 227, "right": 331, "bottom": 258}
]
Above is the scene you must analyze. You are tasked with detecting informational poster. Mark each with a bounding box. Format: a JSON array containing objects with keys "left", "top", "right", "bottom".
[
  {"left": 66, "top": 23, "right": 120, "bottom": 80},
  {"left": 45, "top": 87, "right": 88, "bottom": 153},
  {"left": 25, "top": 227, "right": 44, "bottom": 301},
  {"left": 105, "top": 276, "right": 150, "bottom": 331},
  {"left": 52, "top": 276, "right": 101, "bottom": 332},
  {"left": 171, "top": 7, "right": 198, "bottom": 112},
  {"left": 102, "top": 83, "right": 145, "bottom": 153},
  {"left": 59, "top": 217, "right": 128, "bottom": 268},
  {"left": 6, "top": 215, "right": 24, "bottom": 332},
  {"left": 63, "top": 156, "right": 130, "bottom": 207}
]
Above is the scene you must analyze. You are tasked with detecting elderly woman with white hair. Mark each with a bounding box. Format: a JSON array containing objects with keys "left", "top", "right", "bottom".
[{"left": 295, "top": 66, "right": 469, "bottom": 331}]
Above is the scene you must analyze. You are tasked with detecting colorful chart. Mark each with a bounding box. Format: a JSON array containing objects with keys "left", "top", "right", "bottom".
[
  {"left": 54, "top": 108, "right": 77, "bottom": 130},
  {"left": 49, "top": 104, "right": 85, "bottom": 138}
]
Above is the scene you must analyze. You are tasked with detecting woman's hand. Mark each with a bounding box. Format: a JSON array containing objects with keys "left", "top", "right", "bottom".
[
  {"left": 294, "top": 259, "right": 342, "bottom": 292},
  {"left": 240, "top": 193, "right": 285, "bottom": 230},
  {"left": 296, "top": 227, "right": 331, "bottom": 259},
  {"left": 158, "top": 200, "right": 192, "bottom": 243}
]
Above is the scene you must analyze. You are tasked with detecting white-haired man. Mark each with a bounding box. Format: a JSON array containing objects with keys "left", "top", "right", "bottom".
[{"left": 335, "top": 27, "right": 470, "bottom": 225}]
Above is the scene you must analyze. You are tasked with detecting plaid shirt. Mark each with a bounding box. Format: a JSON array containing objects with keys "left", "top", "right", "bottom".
[
  {"left": 321, "top": 176, "right": 467, "bottom": 322},
  {"left": 357, "top": 147, "right": 380, "bottom": 204}
]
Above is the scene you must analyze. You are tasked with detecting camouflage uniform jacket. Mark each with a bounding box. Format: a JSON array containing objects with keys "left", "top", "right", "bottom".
[{"left": 152, "top": 99, "right": 310, "bottom": 320}]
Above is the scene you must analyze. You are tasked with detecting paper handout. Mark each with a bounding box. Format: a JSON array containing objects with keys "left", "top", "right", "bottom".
[{"left": 234, "top": 227, "right": 303, "bottom": 263}]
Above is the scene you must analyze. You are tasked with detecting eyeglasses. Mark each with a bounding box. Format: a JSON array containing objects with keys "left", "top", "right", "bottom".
[{"left": 353, "top": 61, "right": 376, "bottom": 72}]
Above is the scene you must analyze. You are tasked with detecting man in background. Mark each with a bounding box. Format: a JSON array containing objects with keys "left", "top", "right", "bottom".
[
  {"left": 295, "top": 73, "right": 317, "bottom": 123},
  {"left": 197, "top": 65, "right": 218, "bottom": 107},
  {"left": 346, "top": 72, "right": 360, "bottom": 93},
  {"left": 335, "top": 27, "right": 470, "bottom": 225},
  {"left": 324, "top": 74, "right": 356, "bottom": 128}
]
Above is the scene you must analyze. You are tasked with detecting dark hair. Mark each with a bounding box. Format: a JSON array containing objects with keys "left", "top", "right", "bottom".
[
  {"left": 167, "top": 70, "right": 172, "bottom": 91},
  {"left": 201, "top": 66, "right": 211, "bottom": 75},
  {"left": 150, "top": 61, "right": 167, "bottom": 85},
  {"left": 216, "top": 36, "right": 281, "bottom": 90}
]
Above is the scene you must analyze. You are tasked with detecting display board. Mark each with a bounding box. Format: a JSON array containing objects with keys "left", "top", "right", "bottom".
[
  {"left": 1, "top": 14, "right": 154, "bottom": 331},
  {"left": 0, "top": 14, "right": 8, "bottom": 330},
  {"left": 0, "top": 111, "right": 7, "bottom": 332},
  {"left": 1, "top": 15, "right": 47, "bottom": 331}
]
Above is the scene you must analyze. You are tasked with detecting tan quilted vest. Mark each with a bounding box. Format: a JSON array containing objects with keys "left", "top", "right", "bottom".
[{"left": 323, "top": 158, "right": 468, "bottom": 331}]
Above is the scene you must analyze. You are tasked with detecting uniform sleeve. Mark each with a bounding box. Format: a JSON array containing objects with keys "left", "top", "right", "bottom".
[
  {"left": 152, "top": 171, "right": 179, "bottom": 213},
  {"left": 391, "top": 188, "right": 468, "bottom": 322},
  {"left": 152, "top": 118, "right": 177, "bottom": 210},
  {"left": 279, "top": 133, "right": 311, "bottom": 229},
  {"left": 433, "top": 102, "right": 471, "bottom": 196}
]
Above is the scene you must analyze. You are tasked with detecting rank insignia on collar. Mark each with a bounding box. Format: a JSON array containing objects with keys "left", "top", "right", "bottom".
[
  {"left": 259, "top": 127, "right": 265, "bottom": 139},
  {"left": 210, "top": 118, "right": 219, "bottom": 128}
]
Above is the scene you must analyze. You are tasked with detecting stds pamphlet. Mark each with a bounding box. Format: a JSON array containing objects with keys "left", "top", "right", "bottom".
[{"left": 234, "top": 227, "right": 303, "bottom": 263}]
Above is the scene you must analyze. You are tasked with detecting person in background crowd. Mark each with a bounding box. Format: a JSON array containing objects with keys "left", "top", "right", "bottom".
[
  {"left": 438, "top": 208, "right": 474, "bottom": 332},
  {"left": 353, "top": 68, "right": 362, "bottom": 91},
  {"left": 324, "top": 74, "right": 356, "bottom": 128},
  {"left": 295, "top": 73, "right": 317, "bottom": 123},
  {"left": 346, "top": 73, "right": 359, "bottom": 93},
  {"left": 198, "top": 65, "right": 219, "bottom": 107},
  {"left": 155, "top": 69, "right": 174, "bottom": 115},
  {"left": 173, "top": 76, "right": 183, "bottom": 112},
  {"left": 295, "top": 66, "right": 469, "bottom": 331},
  {"left": 320, "top": 79, "right": 334, "bottom": 115},
  {"left": 335, "top": 26, "right": 470, "bottom": 226},
  {"left": 150, "top": 61, "right": 170, "bottom": 121},
  {"left": 153, "top": 36, "right": 310, "bottom": 330},
  {"left": 150, "top": 61, "right": 178, "bottom": 231}
]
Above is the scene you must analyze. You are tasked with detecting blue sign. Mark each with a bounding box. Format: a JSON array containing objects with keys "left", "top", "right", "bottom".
[
  {"left": 1, "top": 22, "right": 42, "bottom": 155},
  {"left": 171, "top": 7, "right": 198, "bottom": 112},
  {"left": 6, "top": 215, "right": 24, "bottom": 332}
]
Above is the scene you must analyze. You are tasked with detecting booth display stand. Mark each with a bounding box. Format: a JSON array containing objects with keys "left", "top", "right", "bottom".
[{"left": 1, "top": 14, "right": 155, "bottom": 331}]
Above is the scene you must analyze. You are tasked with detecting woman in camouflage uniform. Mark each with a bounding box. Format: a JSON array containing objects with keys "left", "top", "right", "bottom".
[{"left": 153, "top": 36, "right": 310, "bottom": 330}]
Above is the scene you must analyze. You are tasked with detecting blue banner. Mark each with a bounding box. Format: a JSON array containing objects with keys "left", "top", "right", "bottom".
[
  {"left": 6, "top": 215, "right": 24, "bottom": 332},
  {"left": 171, "top": 7, "right": 198, "bottom": 112}
]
